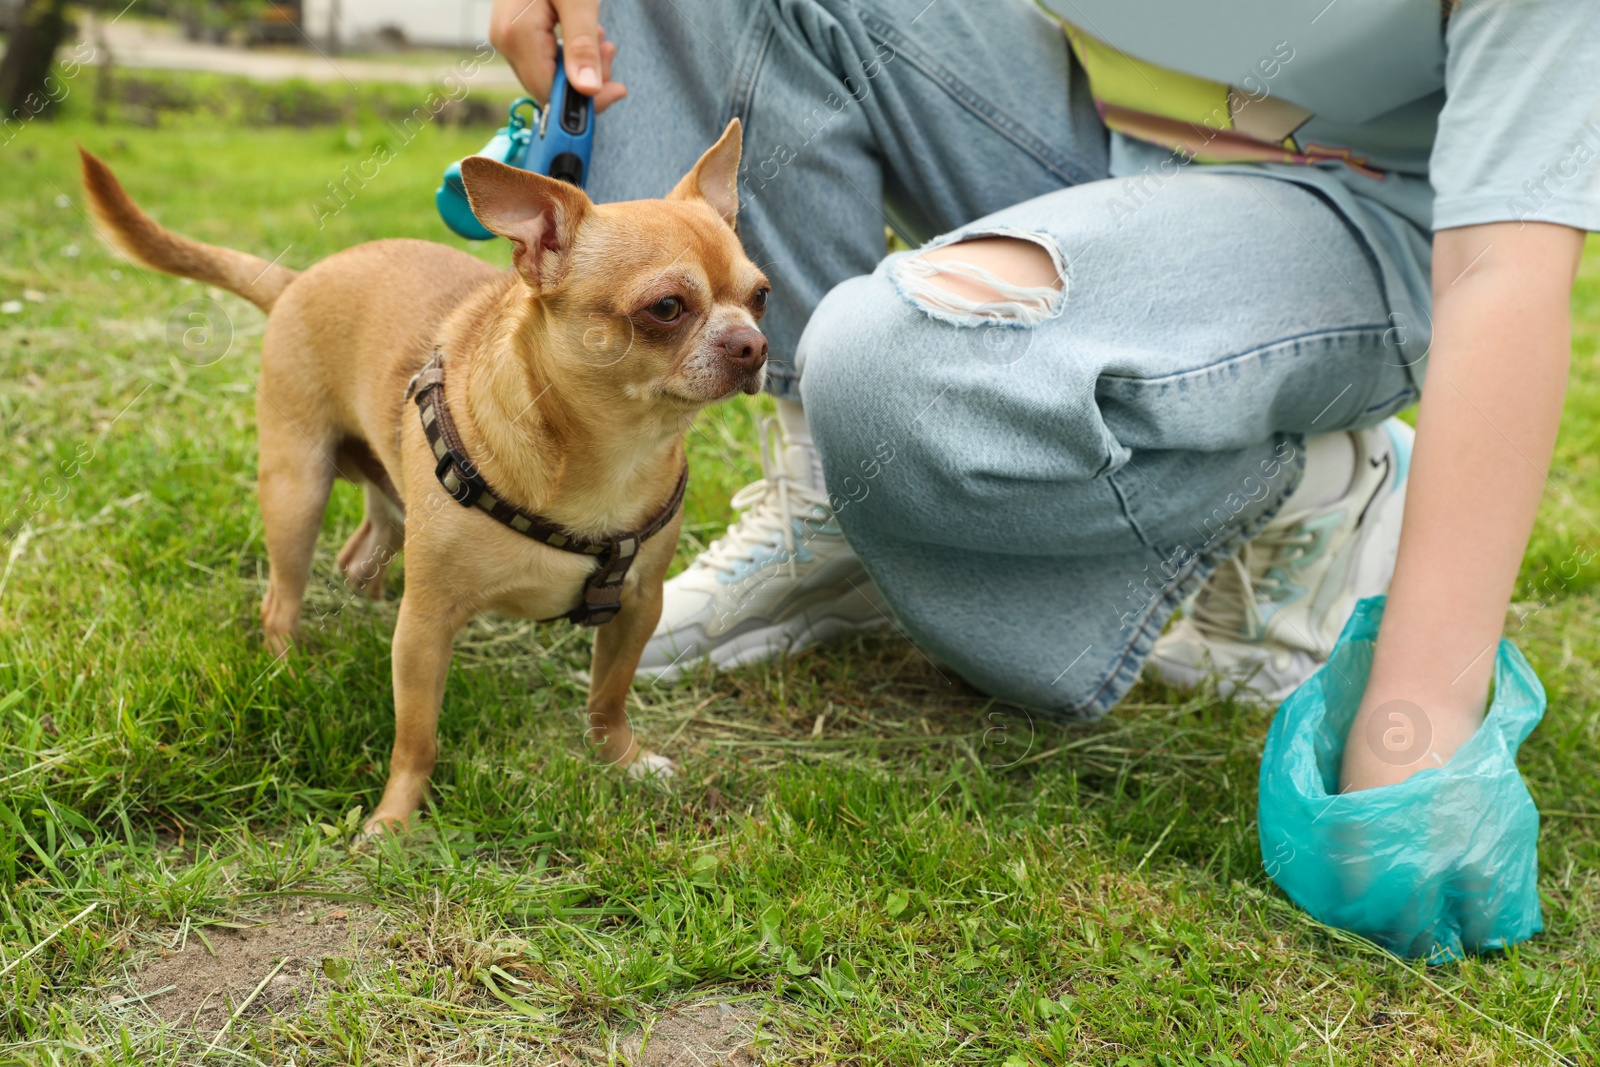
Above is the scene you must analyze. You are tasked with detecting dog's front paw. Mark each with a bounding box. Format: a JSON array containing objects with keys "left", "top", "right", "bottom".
[
  {"left": 626, "top": 750, "right": 677, "bottom": 780},
  {"left": 357, "top": 809, "right": 417, "bottom": 845}
]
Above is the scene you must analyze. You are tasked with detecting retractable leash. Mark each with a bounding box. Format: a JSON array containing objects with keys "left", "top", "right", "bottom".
[{"left": 435, "top": 45, "right": 595, "bottom": 240}]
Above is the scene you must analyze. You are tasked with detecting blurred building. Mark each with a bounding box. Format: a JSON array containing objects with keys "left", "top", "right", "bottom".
[{"left": 301, "top": 0, "right": 496, "bottom": 50}]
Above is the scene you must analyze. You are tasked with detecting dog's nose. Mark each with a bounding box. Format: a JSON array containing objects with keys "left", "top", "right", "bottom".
[{"left": 719, "top": 327, "right": 768, "bottom": 370}]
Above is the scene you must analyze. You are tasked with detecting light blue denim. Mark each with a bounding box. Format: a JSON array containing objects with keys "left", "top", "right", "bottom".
[
  {"left": 590, "top": 0, "right": 1427, "bottom": 716},
  {"left": 590, "top": 0, "right": 1109, "bottom": 394}
]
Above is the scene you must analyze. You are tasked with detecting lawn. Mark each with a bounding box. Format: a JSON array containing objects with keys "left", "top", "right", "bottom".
[{"left": 1, "top": 77, "right": 1599, "bottom": 1066}]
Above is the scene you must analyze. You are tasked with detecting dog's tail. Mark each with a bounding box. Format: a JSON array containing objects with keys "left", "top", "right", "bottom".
[{"left": 78, "top": 147, "right": 299, "bottom": 312}]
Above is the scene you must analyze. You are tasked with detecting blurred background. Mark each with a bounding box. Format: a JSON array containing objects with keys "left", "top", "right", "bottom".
[
  {"left": 1, "top": 0, "right": 509, "bottom": 61},
  {"left": 0, "top": 0, "right": 522, "bottom": 129}
]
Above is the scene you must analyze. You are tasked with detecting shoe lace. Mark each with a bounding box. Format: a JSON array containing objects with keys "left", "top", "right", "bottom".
[
  {"left": 1190, "top": 510, "right": 1321, "bottom": 641},
  {"left": 697, "top": 417, "right": 831, "bottom": 581}
]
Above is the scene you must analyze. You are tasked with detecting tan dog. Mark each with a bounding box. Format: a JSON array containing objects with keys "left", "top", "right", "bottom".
[{"left": 80, "top": 122, "right": 769, "bottom": 832}]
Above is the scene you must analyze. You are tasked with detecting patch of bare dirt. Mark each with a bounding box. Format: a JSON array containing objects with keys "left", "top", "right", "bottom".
[
  {"left": 124, "top": 905, "right": 378, "bottom": 1032},
  {"left": 619, "top": 1001, "right": 761, "bottom": 1066}
]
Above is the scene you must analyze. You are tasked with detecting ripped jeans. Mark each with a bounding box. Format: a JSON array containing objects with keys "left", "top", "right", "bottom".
[{"left": 591, "top": 0, "right": 1424, "bottom": 715}]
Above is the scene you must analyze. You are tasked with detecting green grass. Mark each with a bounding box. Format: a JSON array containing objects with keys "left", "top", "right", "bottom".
[{"left": 2, "top": 88, "right": 1599, "bottom": 1065}]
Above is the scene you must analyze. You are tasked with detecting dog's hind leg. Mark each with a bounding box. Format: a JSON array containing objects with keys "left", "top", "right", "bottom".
[
  {"left": 257, "top": 405, "right": 337, "bottom": 657},
  {"left": 338, "top": 483, "right": 404, "bottom": 599}
]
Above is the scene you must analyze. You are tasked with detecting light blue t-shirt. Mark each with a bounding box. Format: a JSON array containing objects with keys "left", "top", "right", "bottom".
[{"left": 1044, "top": 0, "right": 1600, "bottom": 357}]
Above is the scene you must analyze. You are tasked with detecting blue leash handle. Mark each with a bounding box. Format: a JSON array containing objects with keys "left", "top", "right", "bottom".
[{"left": 436, "top": 45, "right": 596, "bottom": 240}]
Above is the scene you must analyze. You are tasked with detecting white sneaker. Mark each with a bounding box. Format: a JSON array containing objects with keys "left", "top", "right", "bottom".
[
  {"left": 636, "top": 418, "right": 888, "bottom": 683},
  {"left": 1147, "top": 418, "right": 1414, "bottom": 704}
]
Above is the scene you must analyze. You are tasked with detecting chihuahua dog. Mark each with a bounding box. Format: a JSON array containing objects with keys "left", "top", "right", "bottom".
[{"left": 80, "top": 121, "right": 769, "bottom": 833}]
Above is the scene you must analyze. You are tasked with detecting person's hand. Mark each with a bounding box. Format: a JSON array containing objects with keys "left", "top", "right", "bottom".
[
  {"left": 1340, "top": 695, "right": 1484, "bottom": 792},
  {"left": 489, "top": 0, "right": 627, "bottom": 113}
]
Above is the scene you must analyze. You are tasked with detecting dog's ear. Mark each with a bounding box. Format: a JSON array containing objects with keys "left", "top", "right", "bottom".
[
  {"left": 668, "top": 118, "right": 741, "bottom": 228},
  {"left": 461, "top": 157, "right": 592, "bottom": 290}
]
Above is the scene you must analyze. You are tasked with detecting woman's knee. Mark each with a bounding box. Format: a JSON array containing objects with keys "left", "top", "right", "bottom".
[
  {"left": 796, "top": 269, "right": 1034, "bottom": 536},
  {"left": 896, "top": 232, "right": 1067, "bottom": 325},
  {"left": 795, "top": 273, "right": 913, "bottom": 505},
  {"left": 796, "top": 259, "right": 1100, "bottom": 533}
]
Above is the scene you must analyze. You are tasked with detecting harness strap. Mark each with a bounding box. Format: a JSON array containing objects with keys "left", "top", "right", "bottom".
[{"left": 407, "top": 349, "right": 687, "bottom": 627}]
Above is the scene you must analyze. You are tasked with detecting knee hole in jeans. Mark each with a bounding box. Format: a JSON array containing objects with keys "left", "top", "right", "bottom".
[{"left": 892, "top": 228, "right": 1067, "bottom": 328}]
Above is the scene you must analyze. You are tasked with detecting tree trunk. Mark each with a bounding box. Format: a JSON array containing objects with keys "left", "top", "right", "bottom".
[{"left": 0, "top": 0, "right": 71, "bottom": 119}]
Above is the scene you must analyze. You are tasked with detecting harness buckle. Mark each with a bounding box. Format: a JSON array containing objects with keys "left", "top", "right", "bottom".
[
  {"left": 435, "top": 448, "right": 484, "bottom": 508},
  {"left": 568, "top": 602, "right": 621, "bottom": 627}
]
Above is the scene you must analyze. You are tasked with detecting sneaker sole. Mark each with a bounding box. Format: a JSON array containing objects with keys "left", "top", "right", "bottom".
[
  {"left": 636, "top": 610, "right": 890, "bottom": 684},
  {"left": 1146, "top": 654, "right": 1305, "bottom": 705}
]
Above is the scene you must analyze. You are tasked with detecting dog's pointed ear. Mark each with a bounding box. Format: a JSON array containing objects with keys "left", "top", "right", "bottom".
[
  {"left": 668, "top": 118, "right": 742, "bottom": 228},
  {"left": 460, "top": 157, "right": 592, "bottom": 290}
]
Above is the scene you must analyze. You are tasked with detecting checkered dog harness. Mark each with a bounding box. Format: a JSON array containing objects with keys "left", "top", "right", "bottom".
[{"left": 407, "top": 349, "right": 687, "bottom": 627}]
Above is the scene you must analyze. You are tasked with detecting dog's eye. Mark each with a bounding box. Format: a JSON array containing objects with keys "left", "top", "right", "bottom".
[
  {"left": 751, "top": 286, "right": 770, "bottom": 313},
  {"left": 647, "top": 296, "right": 684, "bottom": 323}
]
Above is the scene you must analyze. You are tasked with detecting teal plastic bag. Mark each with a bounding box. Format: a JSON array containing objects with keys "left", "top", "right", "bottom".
[{"left": 1258, "top": 596, "right": 1544, "bottom": 961}]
